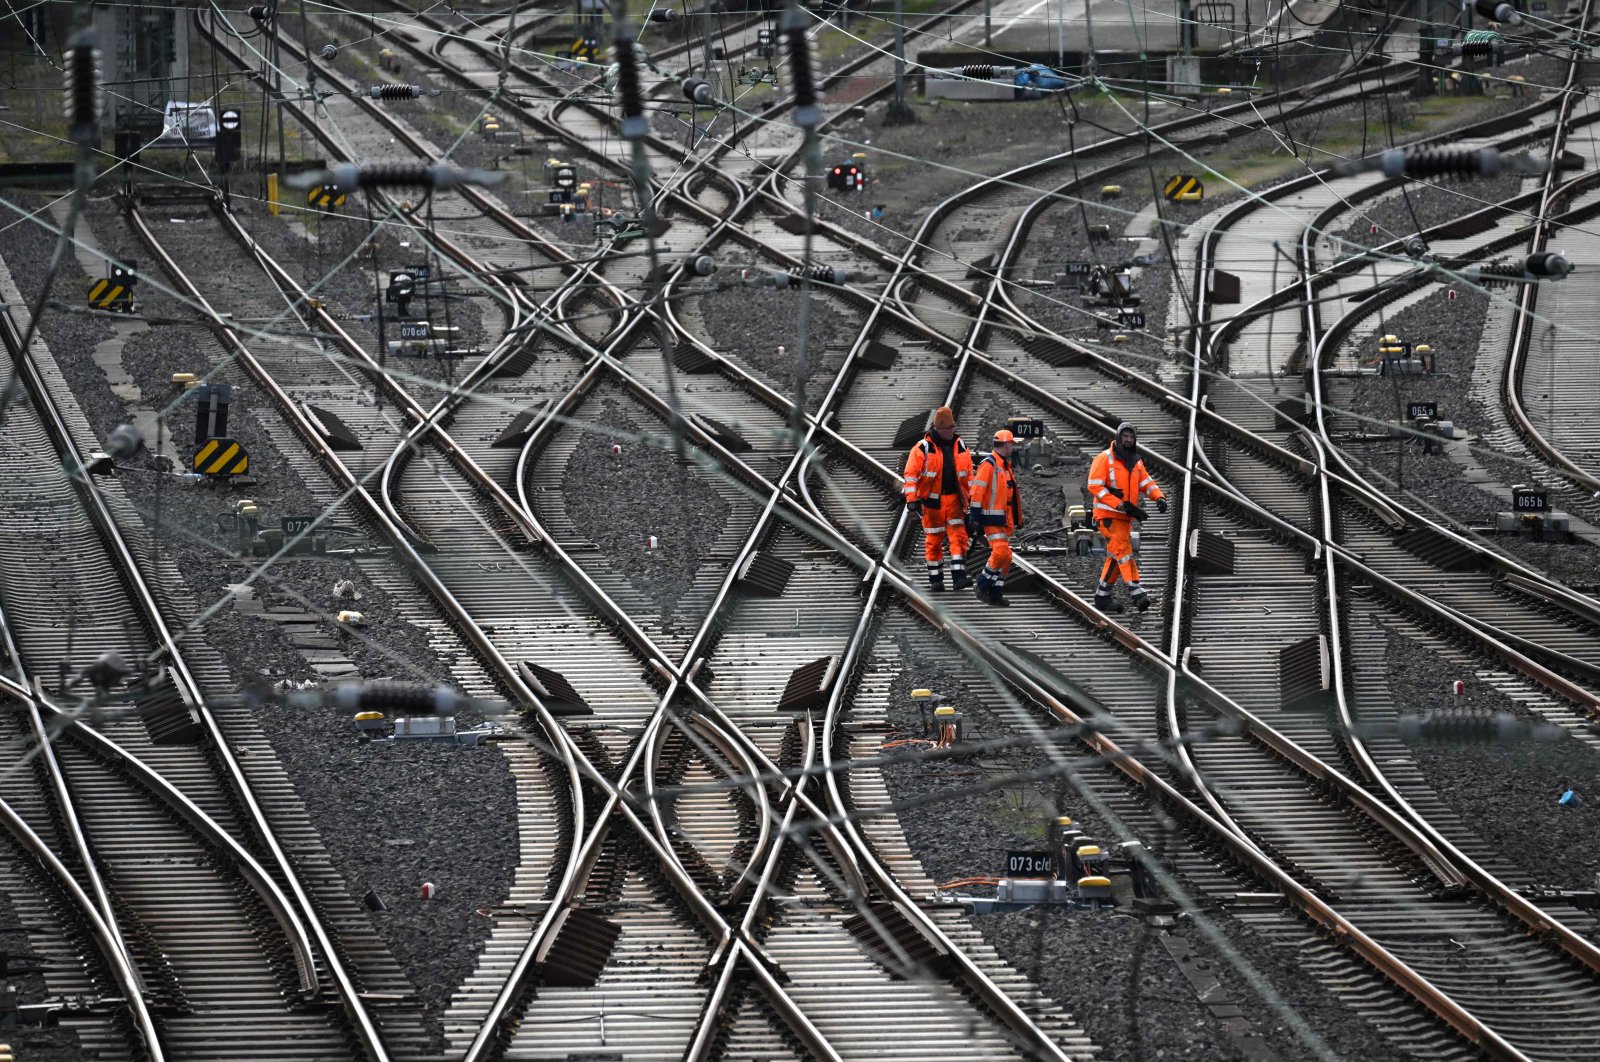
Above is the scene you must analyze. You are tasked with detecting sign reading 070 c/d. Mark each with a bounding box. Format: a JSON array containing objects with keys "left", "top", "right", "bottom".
[{"left": 1006, "top": 850, "right": 1054, "bottom": 878}]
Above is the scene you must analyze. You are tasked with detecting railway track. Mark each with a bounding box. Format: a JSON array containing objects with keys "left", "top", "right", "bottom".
[
  {"left": 0, "top": 264, "right": 393, "bottom": 1058},
  {"left": 17, "top": 0, "right": 1596, "bottom": 1058}
]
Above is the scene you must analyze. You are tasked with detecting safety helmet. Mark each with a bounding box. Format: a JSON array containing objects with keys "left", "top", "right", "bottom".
[{"left": 993, "top": 429, "right": 1016, "bottom": 446}]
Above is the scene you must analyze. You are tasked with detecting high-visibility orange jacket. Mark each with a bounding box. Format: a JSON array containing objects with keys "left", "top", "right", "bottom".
[
  {"left": 903, "top": 432, "right": 972, "bottom": 505},
  {"left": 969, "top": 451, "right": 1021, "bottom": 531},
  {"left": 1088, "top": 440, "right": 1164, "bottom": 522}
]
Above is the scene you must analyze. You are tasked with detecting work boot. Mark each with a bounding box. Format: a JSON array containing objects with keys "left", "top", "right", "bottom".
[
  {"left": 1131, "top": 589, "right": 1152, "bottom": 612},
  {"left": 973, "top": 569, "right": 992, "bottom": 601},
  {"left": 951, "top": 564, "right": 970, "bottom": 590},
  {"left": 986, "top": 581, "right": 1011, "bottom": 608},
  {"left": 1094, "top": 591, "right": 1125, "bottom": 613},
  {"left": 928, "top": 573, "right": 946, "bottom": 593}
]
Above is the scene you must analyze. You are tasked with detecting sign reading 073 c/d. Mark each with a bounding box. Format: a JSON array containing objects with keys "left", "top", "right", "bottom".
[{"left": 1006, "top": 850, "right": 1054, "bottom": 878}]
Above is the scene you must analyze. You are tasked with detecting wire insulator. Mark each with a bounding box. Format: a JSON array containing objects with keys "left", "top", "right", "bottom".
[
  {"left": 782, "top": 6, "right": 822, "bottom": 130},
  {"left": 962, "top": 64, "right": 995, "bottom": 80},
  {"left": 1473, "top": 0, "right": 1522, "bottom": 23},
  {"left": 326, "top": 161, "right": 490, "bottom": 191},
  {"left": 682, "top": 78, "right": 714, "bottom": 105},
  {"left": 1452, "top": 40, "right": 1501, "bottom": 59},
  {"left": 320, "top": 44, "right": 338, "bottom": 60},
  {"left": 369, "top": 83, "right": 421, "bottom": 100},
  {"left": 613, "top": 25, "right": 648, "bottom": 140},
  {"left": 1526, "top": 251, "right": 1572, "bottom": 277},
  {"left": 788, "top": 263, "right": 847, "bottom": 284},
  {"left": 247, "top": 3, "right": 272, "bottom": 20},
  {"left": 686, "top": 253, "right": 717, "bottom": 276},
  {"left": 648, "top": 8, "right": 681, "bottom": 20},
  {"left": 1404, "top": 235, "right": 1428, "bottom": 258},
  {"left": 1394, "top": 711, "right": 1559, "bottom": 744},
  {"left": 1376, "top": 147, "right": 1503, "bottom": 179},
  {"left": 332, "top": 681, "right": 465, "bottom": 716},
  {"left": 63, "top": 29, "right": 102, "bottom": 143}
]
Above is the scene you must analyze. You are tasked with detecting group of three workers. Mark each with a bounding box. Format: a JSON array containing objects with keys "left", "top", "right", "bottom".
[{"left": 902, "top": 406, "right": 1166, "bottom": 610}]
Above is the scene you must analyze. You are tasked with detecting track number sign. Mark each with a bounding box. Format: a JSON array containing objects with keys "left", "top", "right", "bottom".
[
  {"left": 1006, "top": 850, "right": 1054, "bottom": 878},
  {"left": 1512, "top": 489, "right": 1549, "bottom": 513}
]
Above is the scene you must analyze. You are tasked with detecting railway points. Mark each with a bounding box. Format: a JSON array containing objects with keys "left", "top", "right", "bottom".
[{"left": 2, "top": 0, "right": 1600, "bottom": 1059}]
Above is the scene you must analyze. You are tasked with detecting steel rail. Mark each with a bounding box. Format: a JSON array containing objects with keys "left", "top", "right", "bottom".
[
  {"left": 0, "top": 467, "right": 161, "bottom": 1062},
  {"left": 0, "top": 683, "right": 160, "bottom": 1060},
  {"left": 3, "top": 295, "right": 330, "bottom": 1002},
  {"left": 219, "top": 6, "right": 1593, "bottom": 1055},
  {"left": 0, "top": 309, "right": 156, "bottom": 1007},
  {"left": 1505, "top": 28, "right": 1600, "bottom": 494},
  {"left": 827, "top": 514, "right": 1535, "bottom": 1062},
  {"left": 196, "top": 10, "right": 1139, "bottom": 1062},
  {"left": 126, "top": 93, "right": 852, "bottom": 1062}
]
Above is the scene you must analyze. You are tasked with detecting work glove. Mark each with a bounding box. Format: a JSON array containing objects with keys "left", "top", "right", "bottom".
[
  {"left": 905, "top": 497, "right": 923, "bottom": 512},
  {"left": 1156, "top": 498, "right": 1168, "bottom": 514},
  {"left": 1119, "top": 500, "right": 1139, "bottom": 516},
  {"left": 966, "top": 507, "right": 982, "bottom": 538}
]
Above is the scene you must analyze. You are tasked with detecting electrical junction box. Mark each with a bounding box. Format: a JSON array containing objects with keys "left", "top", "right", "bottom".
[{"left": 997, "top": 878, "right": 1069, "bottom": 904}]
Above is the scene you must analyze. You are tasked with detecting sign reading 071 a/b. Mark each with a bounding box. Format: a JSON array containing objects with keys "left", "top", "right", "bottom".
[{"left": 1006, "top": 850, "right": 1054, "bottom": 878}]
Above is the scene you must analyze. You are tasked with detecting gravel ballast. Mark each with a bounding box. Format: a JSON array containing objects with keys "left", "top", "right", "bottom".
[
  {"left": 560, "top": 392, "right": 734, "bottom": 620},
  {"left": 869, "top": 629, "right": 1408, "bottom": 1060},
  {"left": 1, "top": 200, "right": 519, "bottom": 1047},
  {"left": 1384, "top": 631, "right": 1600, "bottom": 893}
]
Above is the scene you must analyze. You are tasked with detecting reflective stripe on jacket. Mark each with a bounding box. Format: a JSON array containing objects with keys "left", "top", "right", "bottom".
[
  {"left": 969, "top": 451, "right": 1021, "bottom": 531},
  {"left": 902, "top": 432, "right": 972, "bottom": 504},
  {"left": 1088, "top": 440, "right": 1164, "bottom": 522}
]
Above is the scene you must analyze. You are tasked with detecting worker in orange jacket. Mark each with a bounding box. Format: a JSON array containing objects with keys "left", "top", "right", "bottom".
[
  {"left": 967, "top": 429, "right": 1022, "bottom": 607},
  {"left": 902, "top": 406, "right": 973, "bottom": 592},
  {"left": 1087, "top": 422, "right": 1166, "bottom": 613}
]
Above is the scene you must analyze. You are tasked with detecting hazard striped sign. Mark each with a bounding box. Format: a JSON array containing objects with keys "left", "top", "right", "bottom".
[
  {"left": 1163, "top": 174, "right": 1204, "bottom": 202},
  {"left": 194, "top": 436, "right": 251, "bottom": 476},
  {"left": 307, "top": 185, "right": 347, "bottom": 210},
  {"left": 87, "top": 278, "right": 130, "bottom": 310}
]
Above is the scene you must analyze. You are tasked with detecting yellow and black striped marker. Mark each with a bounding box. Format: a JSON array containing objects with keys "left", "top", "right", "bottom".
[
  {"left": 87, "top": 278, "right": 130, "bottom": 310},
  {"left": 306, "top": 186, "right": 348, "bottom": 210},
  {"left": 569, "top": 37, "right": 598, "bottom": 61},
  {"left": 1163, "top": 174, "right": 1204, "bottom": 202},
  {"left": 194, "top": 436, "right": 251, "bottom": 476}
]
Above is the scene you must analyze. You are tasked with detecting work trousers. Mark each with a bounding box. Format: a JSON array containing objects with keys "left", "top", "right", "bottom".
[
  {"left": 1097, "top": 517, "right": 1140, "bottom": 590},
  {"left": 984, "top": 529, "right": 1014, "bottom": 575},
  {"left": 921, "top": 495, "right": 969, "bottom": 579}
]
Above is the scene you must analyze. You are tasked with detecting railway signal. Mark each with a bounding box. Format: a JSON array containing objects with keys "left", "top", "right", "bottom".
[
  {"left": 827, "top": 161, "right": 864, "bottom": 192},
  {"left": 387, "top": 271, "right": 415, "bottom": 314},
  {"left": 192, "top": 382, "right": 231, "bottom": 446},
  {"left": 216, "top": 108, "right": 241, "bottom": 170}
]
